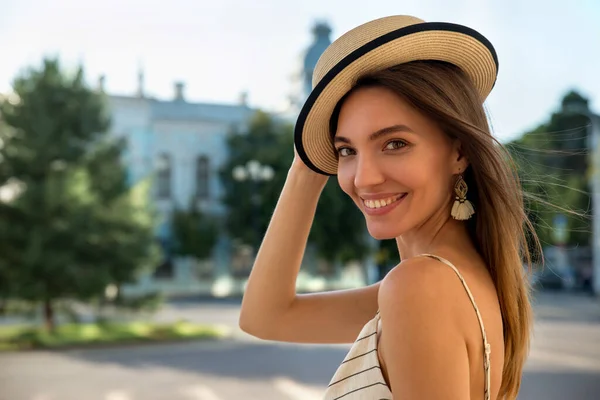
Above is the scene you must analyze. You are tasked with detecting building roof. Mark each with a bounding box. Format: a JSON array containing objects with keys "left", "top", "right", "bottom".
[
  {"left": 150, "top": 99, "right": 255, "bottom": 123},
  {"left": 107, "top": 93, "right": 257, "bottom": 124}
]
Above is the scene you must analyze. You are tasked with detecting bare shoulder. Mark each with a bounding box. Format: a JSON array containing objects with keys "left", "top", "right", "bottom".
[
  {"left": 377, "top": 256, "right": 473, "bottom": 397},
  {"left": 379, "top": 255, "right": 469, "bottom": 312}
]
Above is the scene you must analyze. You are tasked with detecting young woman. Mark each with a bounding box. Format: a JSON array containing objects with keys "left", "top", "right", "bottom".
[{"left": 239, "top": 15, "right": 537, "bottom": 400}]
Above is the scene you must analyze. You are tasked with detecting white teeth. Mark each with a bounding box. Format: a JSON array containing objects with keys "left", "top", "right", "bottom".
[{"left": 363, "top": 195, "right": 404, "bottom": 209}]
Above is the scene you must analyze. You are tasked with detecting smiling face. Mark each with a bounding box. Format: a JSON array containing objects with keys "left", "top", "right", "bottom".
[{"left": 333, "top": 85, "right": 467, "bottom": 240}]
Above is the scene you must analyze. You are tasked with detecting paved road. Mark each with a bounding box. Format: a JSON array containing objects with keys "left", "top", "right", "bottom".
[{"left": 1, "top": 292, "right": 599, "bottom": 400}]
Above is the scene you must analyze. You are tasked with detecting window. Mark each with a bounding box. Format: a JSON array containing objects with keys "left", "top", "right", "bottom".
[
  {"left": 156, "top": 153, "right": 171, "bottom": 199},
  {"left": 196, "top": 155, "right": 210, "bottom": 199}
]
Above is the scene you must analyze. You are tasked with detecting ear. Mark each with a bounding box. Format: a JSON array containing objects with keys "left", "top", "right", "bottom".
[{"left": 451, "top": 139, "right": 469, "bottom": 174}]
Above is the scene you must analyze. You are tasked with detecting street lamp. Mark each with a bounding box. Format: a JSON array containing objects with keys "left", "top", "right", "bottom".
[
  {"left": 232, "top": 160, "right": 275, "bottom": 183},
  {"left": 0, "top": 178, "right": 25, "bottom": 203},
  {"left": 232, "top": 160, "right": 274, "bottom": 276}
]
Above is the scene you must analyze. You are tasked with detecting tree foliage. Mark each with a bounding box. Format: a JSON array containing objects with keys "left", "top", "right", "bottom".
[
  {"left": 171, "top": 202, "right": 218, "bottom": 260},
  {"left": 219, "top": 111, "right": 293, "bottom": 250},
  {"left": 0, "top": 58, "right": 159, "bottom": 330},
  {"left": 506, "top": 90, "right": 591, "bottom": 247},
  {"left": 310, "top": 181, "right": 369, "bottom": 264},
  {"left": 220, "top": 111, "right": 370, "bottom": 266}
]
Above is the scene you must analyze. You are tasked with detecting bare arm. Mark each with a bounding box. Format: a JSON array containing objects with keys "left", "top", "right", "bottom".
[{"left": 239, "top": 158, "right": 380, "bottom": 344}]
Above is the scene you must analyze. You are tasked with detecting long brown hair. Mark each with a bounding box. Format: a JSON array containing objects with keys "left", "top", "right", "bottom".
[{"left": 333, "top": 61, "right": 539, "bottom": 399}]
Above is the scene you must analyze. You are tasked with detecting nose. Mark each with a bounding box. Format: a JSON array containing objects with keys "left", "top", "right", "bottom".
[{"left": 353, "top": 154, "right": 385, "bottom": 190}]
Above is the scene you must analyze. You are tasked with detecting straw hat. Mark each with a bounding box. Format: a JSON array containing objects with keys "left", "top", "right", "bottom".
[{"left": 294, "top": 15, "right": 498, "bottom": 175}]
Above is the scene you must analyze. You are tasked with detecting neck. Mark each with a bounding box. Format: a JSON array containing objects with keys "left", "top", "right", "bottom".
[{"left": 395, "top": 214, "right": 473, "bottom": 261}]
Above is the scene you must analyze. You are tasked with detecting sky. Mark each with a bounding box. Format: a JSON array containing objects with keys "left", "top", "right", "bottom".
[{"left": 1, "top": 0, "right": 599, "bottom": 142}]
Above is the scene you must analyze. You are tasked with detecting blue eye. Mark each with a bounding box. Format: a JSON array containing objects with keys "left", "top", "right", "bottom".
[{"left": 385, "top": 140, "right": 406, "bottom": 150}]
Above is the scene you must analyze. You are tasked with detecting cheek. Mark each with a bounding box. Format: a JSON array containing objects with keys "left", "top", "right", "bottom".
[
  {"left": 411, "top": 170, "right": 453, "bottom": 208},
  {"left": 385, "top": 158, "right": 427, "bottom": 189},
  {"left": 387, "top": 157, "right": 449, "bottom": 200},
  {"left": 337, "top": 163, "right": 355, "bottom": 197},
  {"left": 337, "top": 162, "right": 367, "bottom": 211}
]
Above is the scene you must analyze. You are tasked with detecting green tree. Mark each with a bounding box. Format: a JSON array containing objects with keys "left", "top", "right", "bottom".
[
  {"left": 310, "top": 181, "right": 370, "bottom": 266},
  {"left": 506, "top": 90, "right": 591, "bottom": 247},
  {"left": 0, "top": 58, "right": 159, "bottom": 331},
  {"left": 220, "top": 110, "right": 371, "bottom": 272},
  {"left": 171, "top": 202, "right": 218, "bottom": 278},
  {"left": 375, "top": 238, "right": 400, "bottom": 278},
  {"left": 219, "top": 111, "right": 294, "bottom": 250}
]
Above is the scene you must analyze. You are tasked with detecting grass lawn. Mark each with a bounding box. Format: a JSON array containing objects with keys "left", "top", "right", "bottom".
[{"left": 0, "top": 320, "right": 226, "bottom": 351}]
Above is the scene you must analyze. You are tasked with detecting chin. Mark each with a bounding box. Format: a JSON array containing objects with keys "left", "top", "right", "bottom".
[{"left": 366, "top": 222, "right": 406, "bottom": 241}]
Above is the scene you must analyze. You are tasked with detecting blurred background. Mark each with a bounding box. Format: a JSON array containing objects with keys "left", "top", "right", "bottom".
[{"left": 0, "top": 0, "right": 599, "bottom": 399}]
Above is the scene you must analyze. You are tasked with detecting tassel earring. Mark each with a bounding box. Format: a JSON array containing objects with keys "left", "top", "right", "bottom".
[{"left": 451, "top": 174, "right": 475, "bottom": 220}]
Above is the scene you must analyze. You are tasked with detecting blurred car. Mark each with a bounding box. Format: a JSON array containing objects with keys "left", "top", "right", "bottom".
[{"left": 533, "top": 264, "right": 576, "bottom": 291}]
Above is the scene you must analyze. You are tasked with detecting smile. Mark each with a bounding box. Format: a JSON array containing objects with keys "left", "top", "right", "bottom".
[{"left": 361, "top": 193, "right": 407, "bottom": 215}]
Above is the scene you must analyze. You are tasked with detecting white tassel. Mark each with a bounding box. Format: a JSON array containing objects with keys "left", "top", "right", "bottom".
[
  {"left": 451, "top": 174, "right": 475, "bottom": 220},
  {"left": 451, "top": 199, "right": 475, "bottom": 220}
]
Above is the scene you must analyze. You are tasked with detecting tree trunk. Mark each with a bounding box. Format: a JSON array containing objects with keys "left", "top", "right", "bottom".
[{"left": 43, "top": 298, "right": 55, "bottom": 332}]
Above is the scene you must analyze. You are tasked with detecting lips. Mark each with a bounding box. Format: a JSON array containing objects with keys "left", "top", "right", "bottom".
[
  {"left": 360, "top": 193, "right": 407, "bottom": 216},
  {"left": 362, "top": 194, "right": 406, "bottom": 209}
]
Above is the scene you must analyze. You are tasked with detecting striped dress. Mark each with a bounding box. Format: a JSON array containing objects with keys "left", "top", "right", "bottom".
[{"left": 322, "top": 254, "right": 492, "bottom": 400}]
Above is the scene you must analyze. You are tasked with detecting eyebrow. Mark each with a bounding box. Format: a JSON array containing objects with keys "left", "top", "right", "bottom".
[{"left": 333, "top": 124, "right": 415, "bottom": 145}]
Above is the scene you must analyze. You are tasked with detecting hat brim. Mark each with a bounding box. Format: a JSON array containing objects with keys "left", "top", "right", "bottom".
[{"left": 295, "top": 22, "right": 499, "bottom": 176}]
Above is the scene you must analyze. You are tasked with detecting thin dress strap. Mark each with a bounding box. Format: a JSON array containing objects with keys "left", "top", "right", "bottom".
[{"left": 418, "top": 253, "right": 492, "bottom": 400}]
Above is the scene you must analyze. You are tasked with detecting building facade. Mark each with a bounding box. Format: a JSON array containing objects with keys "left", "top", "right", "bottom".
[
  {"left": 104, "top": 76, "right": 256, "bottom": 297},
  {"left": 108, "top": 21, "right": 340, "bottom": 297}
]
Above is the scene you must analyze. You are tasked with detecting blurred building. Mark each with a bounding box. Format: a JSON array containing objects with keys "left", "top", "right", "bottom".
[
  {"left": 281, "top": 21, "right": 332, "bottom": 119},
  {"left": 102, "top": 71, "right": 255, "bottom": 297},
  {"left": 105, "top": 21, "right": 333, "bottom": 297}
]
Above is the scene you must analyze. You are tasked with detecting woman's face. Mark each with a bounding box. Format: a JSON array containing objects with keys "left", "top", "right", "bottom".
[{"left": 334, "top": 85, "right": 466, "bottom": 240}]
